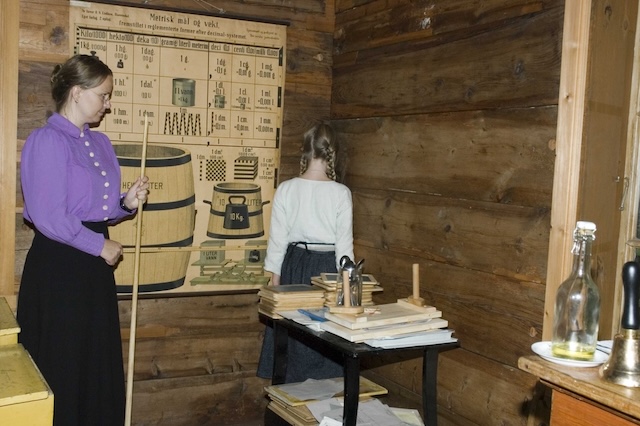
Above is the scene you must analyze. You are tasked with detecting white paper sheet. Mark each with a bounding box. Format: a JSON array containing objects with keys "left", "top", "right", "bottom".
[
  {"left": 278, "top": 310, "right": 325, "bottom": 331},
  {"left": 274, "top": 379, "right": 344, "bottom": 402},
  {"left": 307, "top": 398, "right": 418, "bottom": 426},
  {"left": 364, "top": 329, "right": 457, "bottom": 348}
]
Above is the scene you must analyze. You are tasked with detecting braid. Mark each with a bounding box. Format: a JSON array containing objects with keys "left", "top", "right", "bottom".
[
  {"left": 300, "top": 123, "right": 343, "bottom": 181},
  {"left": 326, "top": 147, "right": 337, "bottom": 181}
]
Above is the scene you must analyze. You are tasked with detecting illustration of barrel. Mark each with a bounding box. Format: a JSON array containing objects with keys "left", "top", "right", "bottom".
[
  {"left": 111, "top": 143, "right": 196, "bottom": 293},
  {"left": 205, "top": 182, "right": 269, "bottom": 239}
]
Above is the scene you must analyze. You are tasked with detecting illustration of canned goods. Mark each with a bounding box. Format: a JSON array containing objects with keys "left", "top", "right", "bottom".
[{"left": 172, "top": 78, "right": 195, "bottom": 107}]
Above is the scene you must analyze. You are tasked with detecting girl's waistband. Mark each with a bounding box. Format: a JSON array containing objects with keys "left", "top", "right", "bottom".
[{"left": 291, "top": 242, "right": 335, "bottom": 252}]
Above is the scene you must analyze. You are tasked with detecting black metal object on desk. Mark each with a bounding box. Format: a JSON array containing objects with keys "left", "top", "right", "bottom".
[{"left": 269, "top": 316, "right": 459, "bottom": 426}]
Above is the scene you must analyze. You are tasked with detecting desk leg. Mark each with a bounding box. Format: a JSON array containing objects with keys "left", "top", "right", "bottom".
[
  {"left": 343, "top": 356, "right": 360, "bottom": 426},
  {"left": 423, "top": 347, "right": 439, "bottom": 426},
  {"left": 272, "top": 321, "right": 288, "bottom": 385}
]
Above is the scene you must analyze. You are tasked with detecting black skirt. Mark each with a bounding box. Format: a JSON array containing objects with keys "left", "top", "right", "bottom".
[
  {"left": 17, "top": 222, "right": 125, "bottom": 426},
  {"left": 257, "top": 244, "right": 343, "bottom": 382}
]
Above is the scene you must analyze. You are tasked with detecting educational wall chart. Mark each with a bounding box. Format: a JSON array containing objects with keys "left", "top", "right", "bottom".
[{"left": 70, "top": 2, "right": 286, "bottom": 294}]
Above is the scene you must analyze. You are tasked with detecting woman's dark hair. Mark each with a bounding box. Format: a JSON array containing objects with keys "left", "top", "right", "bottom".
[
  {"left": 50, "top": 54, "right": 113, "bottom": 112},
  {"left": 300, "top": 123, "right": 346, "bottom": 183}
]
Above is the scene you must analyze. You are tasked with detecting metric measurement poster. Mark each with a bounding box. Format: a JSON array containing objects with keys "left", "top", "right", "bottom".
[{"left": 70, "top": 1, "right": 286, "bottom": 294}]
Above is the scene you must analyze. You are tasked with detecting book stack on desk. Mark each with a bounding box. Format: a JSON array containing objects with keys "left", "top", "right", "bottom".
[
  {"left": 320, "top": 300, "right": 450, "bottom": 343},
  {"left": 264, "top": 376, "right": 388, "bottom": 426},
  {"left": 363, "top": 328, "right": 457, "bottom": 348},
  {"left": 258, "top": 284, "right": 326, "bottom": 319},
  {"left": 310, "top": 273, "right": 382, "bottom": 307}
]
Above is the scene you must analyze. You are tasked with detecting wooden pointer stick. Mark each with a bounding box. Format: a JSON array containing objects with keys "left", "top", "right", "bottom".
[{"left": 125, "top": 114, "right": 149, "bottom": 426}]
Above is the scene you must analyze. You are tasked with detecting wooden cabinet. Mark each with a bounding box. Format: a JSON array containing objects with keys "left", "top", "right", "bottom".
[
  {"left": 0, "top": 344, "right": 54, "bottom": 426},
  {"left": 519, "top": 356, "right": 640, "bottom": 425},
  {"left": 551, "top": 390, "right": 639, "bottom": 426},
  {"left": 0, "top": 297, "right": 53, "bottom": 425}
]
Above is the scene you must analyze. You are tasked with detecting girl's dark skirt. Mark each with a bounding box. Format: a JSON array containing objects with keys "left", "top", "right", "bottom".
[
  {"left": 257, "top": 244, "right": 343, "bottom": 382},
  {"left": 17, "top": 222, "right": 125, "bottom": 426}
]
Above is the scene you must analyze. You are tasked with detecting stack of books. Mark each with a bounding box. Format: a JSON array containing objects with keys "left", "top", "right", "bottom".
[
  {"left": 320, "top": 300, "right": 450, "bottom": 343},
  {"left": 363, "top": 328, "right": 456, "bottom": 348},
  {"left": 310, "top": 273, "right": 382, "bottom": 307},
  {"left": 258, "top": 284, "right": 326, "bottom": 319},
  {"left": 265, "top": 376, "right": 388, "bottom": 426}
]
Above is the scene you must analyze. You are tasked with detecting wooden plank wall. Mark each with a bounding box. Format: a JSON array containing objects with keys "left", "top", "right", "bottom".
[
  {"left": 330, "top": 0, "right": 564, "bottom": 424},
  {"left": 14, "top": 0, "right": 334, "bottom": 423}
]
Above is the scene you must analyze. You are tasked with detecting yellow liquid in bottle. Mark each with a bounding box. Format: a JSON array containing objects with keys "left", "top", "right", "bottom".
[{"left": 551, "top": 342, "right": 595, "bottom": 361}]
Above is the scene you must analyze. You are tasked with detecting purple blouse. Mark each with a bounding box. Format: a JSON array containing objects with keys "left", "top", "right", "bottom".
[{"left": 21, "top": 113, "right": 132, "bottom": 256}]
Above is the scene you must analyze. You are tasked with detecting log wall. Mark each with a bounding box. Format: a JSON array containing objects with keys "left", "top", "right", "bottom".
[{"left": 327, "top": 0, "right": 564, "bottom": 424}]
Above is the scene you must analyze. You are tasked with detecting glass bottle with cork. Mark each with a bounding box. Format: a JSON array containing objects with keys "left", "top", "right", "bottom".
[{"left": 551, "top": 221, "right": 600, "bottom": 360}]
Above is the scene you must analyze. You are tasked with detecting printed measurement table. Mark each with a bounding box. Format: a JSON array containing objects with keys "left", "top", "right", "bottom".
[{"left": 75, "top": 27, "right": 284, "bottom": 148}]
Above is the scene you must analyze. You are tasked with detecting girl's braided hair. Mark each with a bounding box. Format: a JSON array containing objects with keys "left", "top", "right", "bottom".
[{"left": 299, "top": 123, "right": 345, "bottom": 182}]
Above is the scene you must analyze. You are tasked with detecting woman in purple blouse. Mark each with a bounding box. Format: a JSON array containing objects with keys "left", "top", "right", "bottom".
[{"left": 17, "top": 54, "right": 149, "bottom": 426}]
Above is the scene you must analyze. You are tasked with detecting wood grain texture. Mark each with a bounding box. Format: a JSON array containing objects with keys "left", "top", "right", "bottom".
[
  {"left": 543, "top": 0, "right": 639, "bottom": 342},
  {"left": 571, "top": 0, "right": 637, "bottom": 341},
  {"left": 334, "top": 0, "right": 563, "bottom": 55},
  {"left": 333, "top": 107, "right": 557, "bottom": 207},
  {"left": 542, "top": 0, "right": 591, "bottom": 343},
  {"left": 118, "top": 293, "right": 270, "bottom": 424},
  {"left": 17, "top": 61, "right": 55, "bottom": 140},
  {"left": 352, "top": 188, "right": 550, "bottom": 282},
  {"left": 285, "top": 28, "right": 333, "bottom": 86},
  {"left": 330, "top": 1, "right": 563, "bottom": 423},
  {"left": 113, "top": 0, "right": 327, "bottom": 22},
  {"left": 519, "top": 355, "right": 640, "bottom": 423},
  {"left": 436, "top": 349, "right": 541, "bottom": 425},
  {"left": 551, "top": 390, "right": 640, "bottom": 426},
  {"left": 332, "top": 5, "right": 563, "bottom": 118},
  {"left": 18, "top": 0, "right": 70, "bottom": 61},
  {"left": 130, "top": 375, "right": 269, "bottom": 425},
  {"left": 358, "top": 245, "right": 544, "bottom": 368},
  {"left": 1, "top": 0, "right": 20, "bottom": 296},
  {"left": 364, "top": 347, "right": 541, "bottom": 425}
]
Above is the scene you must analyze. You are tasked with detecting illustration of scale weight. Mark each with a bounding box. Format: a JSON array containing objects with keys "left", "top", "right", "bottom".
[
  {"left": 203, "top": 182, "right": 269, "bottom": 240},
  {"left": 189, "top": 239, "right": 268, "bottom": 286}
]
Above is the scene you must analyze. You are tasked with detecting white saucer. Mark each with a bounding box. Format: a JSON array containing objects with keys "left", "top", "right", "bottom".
[{"left": 531, "top": 341, "right": 608, "bottom": 367}]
